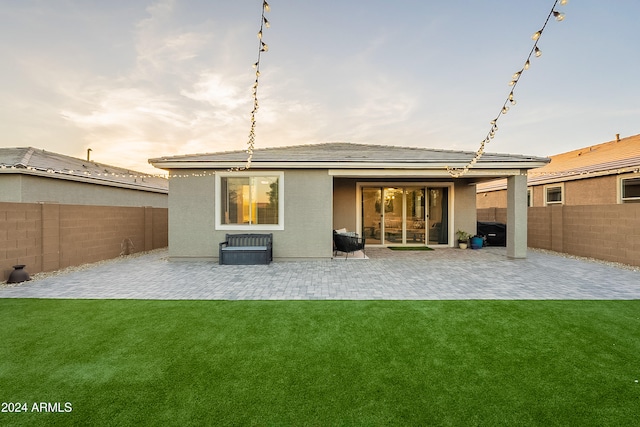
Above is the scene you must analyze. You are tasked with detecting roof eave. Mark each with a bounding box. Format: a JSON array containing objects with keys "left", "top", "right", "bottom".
[
  {"left": 150, "top": 160, "right": 549, "bottom": 171},
  {"left": 0, "top": 168, "right": 168, "bottom": 194}
]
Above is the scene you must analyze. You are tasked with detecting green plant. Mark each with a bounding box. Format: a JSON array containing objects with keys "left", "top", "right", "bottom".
[{"left": 456, "top": 229, "right": 471, "bottom": 242}]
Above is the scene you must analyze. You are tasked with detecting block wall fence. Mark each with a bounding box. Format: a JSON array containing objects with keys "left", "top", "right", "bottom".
[
  {"left": 478, "top": 205, "right": 640, "bottom": 267},
  {"left": 1, "top": 202, "right": 168, "bottom": 281}
]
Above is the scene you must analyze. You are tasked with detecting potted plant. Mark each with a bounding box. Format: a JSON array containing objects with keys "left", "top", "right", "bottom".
[{"left": 456, "top": 230, "right": 471, "bottom": 249}]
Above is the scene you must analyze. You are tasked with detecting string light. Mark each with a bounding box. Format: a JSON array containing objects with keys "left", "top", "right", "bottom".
[
  {"left": 447, "top": 0, "right": 566, "bottom": 177},
  {"left": 233, "top": 0, "right": 271, "bottom": 171}
]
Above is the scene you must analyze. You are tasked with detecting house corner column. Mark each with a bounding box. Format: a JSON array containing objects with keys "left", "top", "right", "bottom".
[{"left": 507, "top": 173, "right": 527, "bottom": 259}]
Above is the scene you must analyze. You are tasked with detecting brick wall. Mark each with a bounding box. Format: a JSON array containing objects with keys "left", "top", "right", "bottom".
[
  {"left": 478, "top": 205, "right": 640, "bottom": 267},
  {"left": 1, "top": 202, "right": 168, "bottom": 281}
]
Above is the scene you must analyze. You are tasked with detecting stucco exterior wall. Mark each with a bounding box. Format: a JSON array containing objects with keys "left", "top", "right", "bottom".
[
  {"left": 0, "top": 175, "right": 22, "bottom": 202},
  {"left": 333, "top": 178, "right": 357, "bottom": 232},
  {"left": 0, "top": 174, "right": 167, "bottom": 208},
  {"left": 167, "top": 169, "right": 334, "bottom": 261},
  {"left": 279, "top": 169, "right": 333, "bottom": 259},
  {"left": 167, "top": 171, "right": 217, "bottom": 260},
  {"left": 564, "top": 175, "right": 618, "bottom": 205},
  {"left": 477, "top": 174, "right": 626, "bottom": 208},
  {"left": 453, "top": 181, "right": 477, "bottom": 236},
  {"left": 477, "top": 189, "right": 507, "bottom": 209}
]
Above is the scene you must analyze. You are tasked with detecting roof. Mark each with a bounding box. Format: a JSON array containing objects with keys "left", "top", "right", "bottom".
[
  {"left": 0, "top": 147, "right": 168, "bottom": 193},
  {"left": 477, "top": 133, "right": 640, "bottom": 192},
  {"left": 149, "top": 142, "right": 549, "bottom": 173}
]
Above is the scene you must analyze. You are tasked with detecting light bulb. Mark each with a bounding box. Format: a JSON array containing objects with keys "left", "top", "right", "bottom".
[
  {"left": 560, "top": 0, "right": 568, "bottom": 5},
  {"left": 524, "top": 60, "right": 530, "bottom": 70},
  {"left": 553, "top": 11, "right": 565, "bottom": 21},
  {"left": 502, "top": 106, "right": 509, "bottom": 114},
  {"left": 264, "top": 17, "right": 270, "bottom": 28},
  {"left": 512, "top": 71, "right": 522, "bottom": 80},
  {"left": 535, "top": 47, "right": 542, "bottom": 57},
  {"left": 532, "top": 30, "right": 542, "bottom": 41},
  {"left": 257, "top": 30, "right": 263, "bottom": 39},
  {"left": 263, "top": 1, "right": 270, "bottom": 12}
]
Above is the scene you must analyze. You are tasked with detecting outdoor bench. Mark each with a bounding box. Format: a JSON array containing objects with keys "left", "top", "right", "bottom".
[{"left": 219, "top": 233, "right": 273, "bottom": 265}]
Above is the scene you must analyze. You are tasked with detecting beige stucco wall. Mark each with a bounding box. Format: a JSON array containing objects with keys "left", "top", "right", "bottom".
[
  {"left": 453, "top": 181, "right": 477, "bottom": 237},
  {"left": 477, "top": 189, "right": 507, "bottom": 209},
  {"left": 333, "top": 178, "right": 357, "bottom": 231},
  {"left": 167, "top": 169, "right": 334, "bottom": 261},
  {"left": 477, "top": 174, "right": 625, "bottom": 208},
  {"left": 167, "top": 171, "right": 216, "bottom": 260},
  {"left": 0, "top": 175, "right": 22, "bottom": 202},
  {"left": 0, "top": 174, "right": 167, "bottom": 208}
]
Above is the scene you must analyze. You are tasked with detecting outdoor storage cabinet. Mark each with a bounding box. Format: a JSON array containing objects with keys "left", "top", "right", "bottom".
[{"left": 219, "top": 233, "right": 273, "bottom": 265}]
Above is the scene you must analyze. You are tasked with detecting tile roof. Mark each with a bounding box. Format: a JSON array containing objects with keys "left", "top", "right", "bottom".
[
  {"left": 477, "top": 133, "right": 640, "bottom": 191},
  {"left": 528, "top": 133, "right": 640, "bottom": 182},
  {"left": 149, "top": 142, "right": 548, "bottom": 167},
  {"left": 0, "top": 147, "right": 167, "bottom": 192}
]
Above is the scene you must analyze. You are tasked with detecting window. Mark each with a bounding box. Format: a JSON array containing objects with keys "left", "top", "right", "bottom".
[
  {"left": 527, "top": 187, "right": 533, "bottom": 207},
  {"left": 216, "top": 172, "right": 284, "bottom": 230},
  {"left": 544, "top": 184, "right": 563, "bottom": 205},
  {"left": 621, "top": 176, "right": 640, "bottom": 203}
]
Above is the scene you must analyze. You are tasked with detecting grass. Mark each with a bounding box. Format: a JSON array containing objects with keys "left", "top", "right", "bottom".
[{"left": 1, "top": 299, "right": 639, "bottom": 426}]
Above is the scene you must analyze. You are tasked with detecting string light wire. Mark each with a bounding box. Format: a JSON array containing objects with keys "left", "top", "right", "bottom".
[
  {"left": 447, "top": 0, "right": 567, "bottom": 177},
  {"left": 235, "top": 0, "right": 271, "bottom": 171}
]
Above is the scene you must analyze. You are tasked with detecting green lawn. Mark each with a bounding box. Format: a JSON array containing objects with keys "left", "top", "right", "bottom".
[{"left": 1, "top": 299, "right": 639, "bottom": 426}]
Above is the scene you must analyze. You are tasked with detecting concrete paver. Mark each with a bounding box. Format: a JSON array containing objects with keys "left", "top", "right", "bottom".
[{"left": 0, "top": 247, "right": 638, "bottom": 300}]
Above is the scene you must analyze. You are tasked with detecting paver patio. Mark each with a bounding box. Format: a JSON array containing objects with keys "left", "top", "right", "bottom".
[{"left": 1, "top": 247, "right": 638, "bottom": 300}]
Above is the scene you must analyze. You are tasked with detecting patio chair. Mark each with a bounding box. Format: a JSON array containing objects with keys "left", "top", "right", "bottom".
[{"left": 333, "top": 231, "right": 366, "bottom": 259}]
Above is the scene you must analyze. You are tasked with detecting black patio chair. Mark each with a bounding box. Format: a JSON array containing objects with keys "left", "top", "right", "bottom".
[{"left": 333, "top": 231, "right": 366, "bottom": 259}]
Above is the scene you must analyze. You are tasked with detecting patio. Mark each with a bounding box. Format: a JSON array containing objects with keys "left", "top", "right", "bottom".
[{"left": 1, "top": 247, "right": 639, "bottom": 300}]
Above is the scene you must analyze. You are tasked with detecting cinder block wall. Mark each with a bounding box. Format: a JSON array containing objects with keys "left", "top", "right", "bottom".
[
  {"left": 1, "top": 202, "right": 168, "bottom": 281},
  {"left": 479, "top": 205, "right": 640, "bottom": 267}
]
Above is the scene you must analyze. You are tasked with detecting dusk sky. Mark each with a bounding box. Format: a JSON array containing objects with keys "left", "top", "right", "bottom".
[{"left": 1, "top": 1, "right": 638, "bottom": 174}]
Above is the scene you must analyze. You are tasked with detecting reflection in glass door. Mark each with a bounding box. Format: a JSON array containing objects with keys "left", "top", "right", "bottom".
[
  {"left": 426, "top": 187, "right": 449, "bottom": 245},
  {"left": 361, "top": 186, "right": 430, "bottom": 246},
  {"left": 405, "top": 188, "right": 426, "bottom": 244},
  {"left": 362, "top": 188, "right": 382, "bottom": 244},
  {"left": 383, "top": 188, "right": 403, "bottom": 245}
]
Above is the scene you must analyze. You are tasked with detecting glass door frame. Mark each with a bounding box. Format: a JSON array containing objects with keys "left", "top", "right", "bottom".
[{"left": 356, "top": 182, "right": 454, "bottom": 247}]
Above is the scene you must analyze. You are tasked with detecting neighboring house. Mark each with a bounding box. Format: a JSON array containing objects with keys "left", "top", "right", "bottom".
[
  {"left": 477, "top": 133, "right": 640, "bottom": 208},
  {"left": 150, "top": 143, "right": 548, "bottom": 261},
  {"left": 1, "top": 147, "right": 169, "bottom": 280},
  {"left": 476, "top": 133, "right": 640, "bottom": 266},
  {"left": 0, "top": 147, "right": 168, "bottom": 207}
]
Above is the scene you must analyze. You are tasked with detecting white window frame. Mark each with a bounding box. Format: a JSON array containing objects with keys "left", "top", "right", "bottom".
[
  {"left": 544, "top": 183, "right": 564, "bottom": 206},
  {"left": 619, "top": 173, "right": 640, "bottom": 203},
  {"left": 215, "top": 171, "right": 284, "bottom": 230}
]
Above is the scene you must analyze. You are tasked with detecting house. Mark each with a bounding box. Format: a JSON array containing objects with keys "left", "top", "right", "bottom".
[
  {"left": 0, "top": 147, "right": 168, "bottom": 208},
  {"left": 476, "top": 133, "right": 640, "bottom": 266},
  {"left": 150, "top": 143, "right": 548, "bottom": 261},
  {"left": 1, "top": 147, "right": 169, "bottom": 280}
]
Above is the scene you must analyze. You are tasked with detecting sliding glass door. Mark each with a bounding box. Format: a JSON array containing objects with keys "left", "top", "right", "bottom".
[{"left": 361, "top": 186, "right": 446, "bottom": 246}]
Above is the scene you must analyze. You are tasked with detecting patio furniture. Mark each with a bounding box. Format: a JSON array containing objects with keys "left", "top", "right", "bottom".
[
  {"left": 333, "top": 231, "right": 366, "bottom": 259},
  {"left": 219, "top": 233, "right": 273, "bottom": 265}
]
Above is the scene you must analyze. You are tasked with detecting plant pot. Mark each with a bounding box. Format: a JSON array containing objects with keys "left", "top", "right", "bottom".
[
  {"left": 458, "top": 242, "right": 468, "bottom": 249},
  {"left": 470, "top": 236, "right": 484, "bottom": 249},
  {"left": 7, "top": 265, "right": 31, "bottom": 284}
]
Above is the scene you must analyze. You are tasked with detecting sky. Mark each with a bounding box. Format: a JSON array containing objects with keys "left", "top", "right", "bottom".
[{"left": 1, "top": 0, "right": 639, "bottom": 174}]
